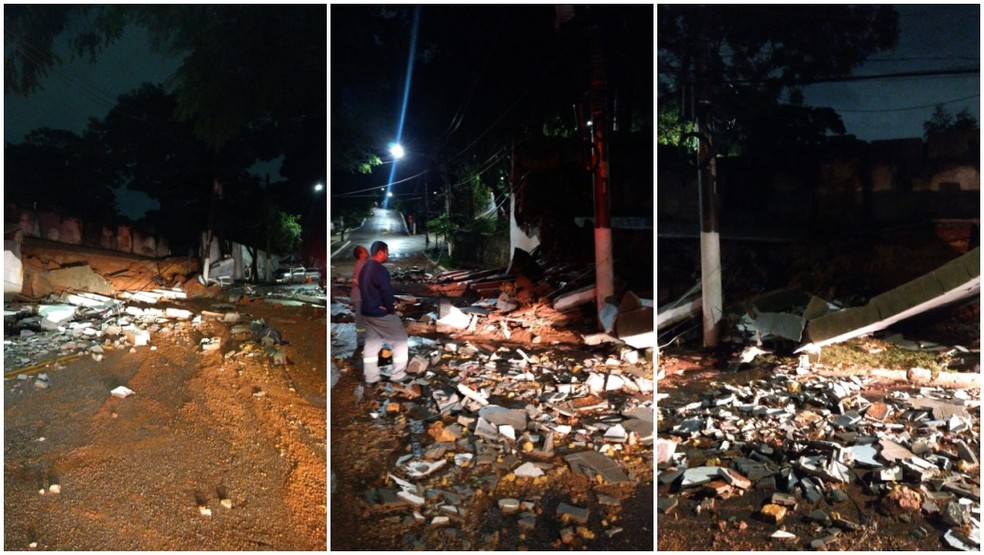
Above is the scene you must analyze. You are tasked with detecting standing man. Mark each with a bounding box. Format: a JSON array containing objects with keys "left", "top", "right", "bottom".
[
  {"left": 358, "top": 241, "right": 409, "bottom": 385},
  {"left": 351, "top": 245, "right": 369, "bottom": 351}
]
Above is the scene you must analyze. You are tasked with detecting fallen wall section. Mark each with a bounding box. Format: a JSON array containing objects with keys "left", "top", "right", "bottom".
[{"left": 800, "top": 246, "right": 980, "bottom": 352}]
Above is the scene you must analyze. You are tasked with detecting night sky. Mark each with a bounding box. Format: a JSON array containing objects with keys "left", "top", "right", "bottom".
[
  {"left": 330, "top": 4, "right": 654, "bottom": 206},
  {"left": 4, "top": 5, "right": 979, "bottom": 218},
  {"left": 801, "top": 4, "right": 980, "bottom": 141},
  {"left": 3, "top": 6, "right": 316, "bottom": 220}
]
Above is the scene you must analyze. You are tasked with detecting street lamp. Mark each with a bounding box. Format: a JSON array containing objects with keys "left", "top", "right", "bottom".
[
  {"left": 387, "top": 192, "right": 393, "bottom": 198},
  {"left": 314, "top": 182, "right": 324, "bottom": 192},
  {"left": 389, "top": 143, "right": 405, "bottom": 160}
]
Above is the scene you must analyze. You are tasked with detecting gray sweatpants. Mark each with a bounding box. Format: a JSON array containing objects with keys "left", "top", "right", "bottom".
[
  {"left": 353, "top": 300, "right": 366, "bottom": 347},
  {"left": 362, "top": 313, "right": 408, "bottom": 384}
]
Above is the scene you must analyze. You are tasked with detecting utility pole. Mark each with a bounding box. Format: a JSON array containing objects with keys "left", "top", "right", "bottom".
[
  {"left": 588, "top": 26, "right": 615, "bottom": 329},
  {"left": 696, "top": 41, "right": 722, "bottom": 348}
]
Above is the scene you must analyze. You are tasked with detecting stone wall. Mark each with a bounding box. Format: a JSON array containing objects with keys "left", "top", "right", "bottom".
[
  {"left": 452, "top": 231, "right": 511, "bottom": 269},
  {"left": 12, "top": 206, "right": 171, "bottom": 258}
]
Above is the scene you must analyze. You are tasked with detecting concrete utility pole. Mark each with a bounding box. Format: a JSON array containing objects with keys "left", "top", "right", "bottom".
[
  {"left": 588, "top": 26, "right": 615, "bottom": 329},
  {"left": 696, "top": 43, "right": 723, "bottom": 348}
]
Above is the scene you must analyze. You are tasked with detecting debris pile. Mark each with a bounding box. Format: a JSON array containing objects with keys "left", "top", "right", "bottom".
[
  {"left": 351, "top": 337, "right": 654, "bottom": 548},
  {"left": 4, "top": 286, "right": 301, "bottom": 383},
  {"left": 657, "top": 357, "right": 981, "bottom": 550}
]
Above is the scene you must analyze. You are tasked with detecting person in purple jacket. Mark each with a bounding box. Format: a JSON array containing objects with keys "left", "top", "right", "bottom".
[{"left": 358, "top": 241, "right": 409, "bottom": 385}]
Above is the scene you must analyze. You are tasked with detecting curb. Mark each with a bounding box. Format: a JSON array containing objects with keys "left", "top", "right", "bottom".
[
  {"left": 330, "top": 240, "right": 352, "bottom": 260},
  {"left": 814, "top": 367, "right": 980, "bottom": 390}
]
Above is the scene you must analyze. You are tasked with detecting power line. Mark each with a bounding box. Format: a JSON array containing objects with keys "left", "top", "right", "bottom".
[
  {"left": 830, "top": 93, "right": 980, "bottom": 114},
  {"left": 334, "top": 169, "right": 429, "bottom": 196}
]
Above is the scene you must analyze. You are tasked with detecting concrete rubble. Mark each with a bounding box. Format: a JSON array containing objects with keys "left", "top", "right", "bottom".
[
  {"left": 344, "top": 308, "right": 654, "bottom": 548},
  {"left": 5, "top": 277, "right": 324, "bottom": 385},
  {"left": 657, "top": 355, "right": 981, "bottom": 550}
]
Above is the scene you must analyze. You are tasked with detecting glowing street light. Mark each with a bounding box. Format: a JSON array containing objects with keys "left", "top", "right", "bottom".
[
  {"left": 387, "top": 191, "right": 393, "bottom": 198},
  {"left": 389, "top": 143, "right": 405, "bottom": 159},
  {"left": 314, "top": 182, "right": 324, "bottom": 192}
]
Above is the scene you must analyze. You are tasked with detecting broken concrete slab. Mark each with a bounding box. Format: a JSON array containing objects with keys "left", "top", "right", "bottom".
[
  {"left": 878, "top": 438, "right": 916, "bottom": 463},
  {"left": 564, "top": 450, "right": 630, "bottom": 484},
  {"left": 615, "top": 291, "right": 654, "bottom": 349},
  {"left": 749, "top": 311, "right": 807, "bottom": 342},
  {"left": 437, "top": 305, "right": 471, "bottom": 329},
  {"left": 556, "top": 502, "right": 589, "bottom": 525},
  {"left": 955, "top": 440, "right": 979, "bottom": 465},
  {"left": 909, "top": 397, "right": 972, "bottom": 420},
  {"left": 553, "top": 285, "right": 596, "bottom": 312},
  {"left": 366, "top": 488, "right": 411, "bottom": 512},
  {"left": 45, "top": 264, "right": 115, "bottom": 295},
  {"left": 679, "top": 466, "right": 720, "bottom": 488},
  {"left": 479, "top": 405, "right": 527, "bottom": 431},
  {"left": 800, "top": 247, "right": 980, "bottom": 352},
  {"left": 657, "top": 496, "right": 678, "bottom": 514}
]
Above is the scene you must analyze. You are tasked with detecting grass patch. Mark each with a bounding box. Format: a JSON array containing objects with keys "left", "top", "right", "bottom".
[{"left": 819, "top": 338, "right": 952, "bottom": 374}]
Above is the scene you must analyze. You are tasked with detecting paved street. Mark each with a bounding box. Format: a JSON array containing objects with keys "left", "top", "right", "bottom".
[{"left": 329, "top": 208, "right": 432, "bottom": 279}]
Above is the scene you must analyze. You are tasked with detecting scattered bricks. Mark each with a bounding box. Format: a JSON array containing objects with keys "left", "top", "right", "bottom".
[
  {"left": 942, "top": 501, "right": 971, "bottom": 527},
  {"left": 803, "top": 484, "right": 823, "bottom": 504},
  {"left": 955, "top": 440, "right": 979, "bottom": 466},
  {"left": 512, "top": 462, "right": 543, "bottom": 479},
  {"left": 696, "top": 498, "right": 716, "bottom": 515},
  {"left": 832, "top": 516, "right": 860, "bottom": 532},
  {"left": 597, "top": 494, "right": 620, "bottom": 507},
  {"left": 878, "top": 466, "right": 903, "bottom": 482},
  {"left": 759, "top": 504, "right": 787, "bottom": 524},
  {"left": 880, "top": 486, "right": 922, "bottom": 516},
  {"left": 428, "top": 421, "right": 459, "bottom": 443},
  {"left": 808, "top": 509, "right": 831, "bottom": 525},
  {"left": 770, "top": 492, "right": 797, "bottom": 508},
  {"left": 827, "top": 489, "right": 849, "bottom": 504},
  {"left": 269, "top": 349, "right": 287, "bottom": 366},
  {"left": 865, "top": 401, "right": 891, "bottom": 422},
  {"left": 771, "top": 530, "right": 797, "bottom": 541},
  {"left": 718, "top": 467, "right": 752, "bottom": 490},
  {"left": 125, "top": 328, "right": 150, "bottom": 347},
  {"left": 406, "top": 355, "right": 429, "bottom": 375},
  {"left": 944, "top": 529, "right": 976, "bottom": 551},
  {"left": 810, "top": 535, "right": 839, "bottom": 550},
  {"left": 499, "top": 497, "right": 519, "bottom": 515},
  {"left": 703, "top": 480, "right": 733, "bottom": 498},
  {"left": 557, "top": 502, "right": 589, "bottom": 525},
  {"left": 879, "top": 438, "right": 916, "bottom": 463},
  {"left": 397, "top": 490, "right": 426, "bottom": 506},
  {"left": 756, "top": 476, "right": 777, "bottom": 491},
  {"left": 366, "top": 488, "right": 410, "bottom": 513},
  {"left": 657, "top": 497, "right": 678, "bottom": 514}
]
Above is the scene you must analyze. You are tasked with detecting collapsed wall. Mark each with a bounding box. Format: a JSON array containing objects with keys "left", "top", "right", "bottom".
[{"left": 18, "top": 236, "right": 200, "bottom": 299}]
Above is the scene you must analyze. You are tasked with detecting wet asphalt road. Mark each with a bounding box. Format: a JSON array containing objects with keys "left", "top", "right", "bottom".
[{"left": 329, "top": 208, "right": 430, "bottom": 279}]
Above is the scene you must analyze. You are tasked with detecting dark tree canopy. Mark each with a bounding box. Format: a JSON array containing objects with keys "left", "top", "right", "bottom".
[
  {"left": 658, "top": 5, "right": 899, "bottom": 156},
  {"left": 6, "top": 5, "right": 326, "bottom": 152},
  {"left": 923, "top": 104, "right": 980, "bottom": 139},
  {"left": 5, "top": 5, "right": 326, "bottom": 255}
]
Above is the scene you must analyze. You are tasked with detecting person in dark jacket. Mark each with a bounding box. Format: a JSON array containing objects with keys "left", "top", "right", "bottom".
[{"left": 358, "top": 241, "right": 409, "bottom": 385}]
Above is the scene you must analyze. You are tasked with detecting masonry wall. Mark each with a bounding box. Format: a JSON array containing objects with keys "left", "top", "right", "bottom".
[{"left": 12, "top": 205, "right": 171, "bottom": 258}]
